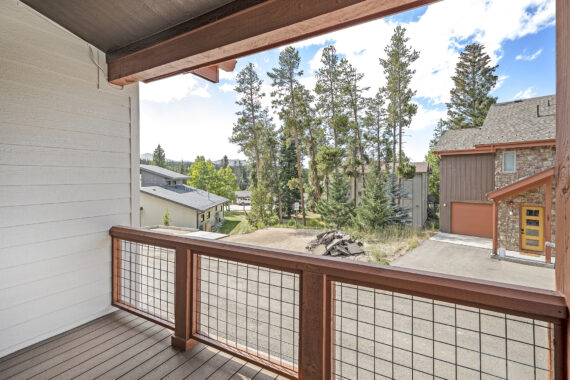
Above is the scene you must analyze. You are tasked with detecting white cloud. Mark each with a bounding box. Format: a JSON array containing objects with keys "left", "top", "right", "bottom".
[
  {"left": 299, "top": 0, "right": 554, "bottom": 104},
  {"left": 140, "top": 74, "right": 212, "bottom": 103},
  {"left": 410, "top": 104, "right": 447, "bottom": 131},
  {"left": 515, "top": 48, "right": 543, "bottom": 61},
  {"left": 513, "top": 86, "right": 535, "bottom": 99},
  {"left": 219, "top": 83, "right": 235, "bottom": 93},
  {"left": 219, "top": 69, "right": 236, "bottom": 81}
]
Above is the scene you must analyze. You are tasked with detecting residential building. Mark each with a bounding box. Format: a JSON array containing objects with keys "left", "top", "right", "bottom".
[
  {"left": 348, "top": 162, "right": 430, "bottom": 228},
  {"left": 1, "top": 0, "right": 569, "bottom": 378},
  {"left": 235, "top": 189, "right": 252, "bottom": 205},
  {"left": 139, "top": 165, "right": 228, "bottom": 230},
  {"left": 435, "top": 95, "right": 556, "bottom": 258}
]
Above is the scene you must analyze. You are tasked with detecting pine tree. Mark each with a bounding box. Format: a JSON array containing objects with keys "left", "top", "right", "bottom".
[
  {"left": 363, "top": 89, "right": 388, "bottom": 170},
  {"left": 152, "top": 144, "right": 167, "bottom": 168},
  {"left": 355, "top": 169, "right": 393, "bottom": 229},
  {"left": 446, "top": 43, "right": 498, "bottom": 130},
  {"left": 278, "top": 136, "right": 301, "bottom": 218},
  {"left": 298, "top": 87, "right": 324, "bottom": 204},
  {"left": 231, "top": 63, "right": 265, "bottom": 183},
  {"left": 178, "top": 159, "right": 185, "bottom": 174},
  {"left": 426, "top": 119, "right": 445, "bottom": 204},
  {"left": 221, "top": 155, "right": 229, "bottom": 168},
  {"left": 315, "top": 45, "right": 347, "bottom": 148},
  {"left": 268, "top": 46, "right": 307, "bottom": 225},
  {"left": 247, "top": 183, "right": 276, "bottom": 229},
  {"left": 379, "top": 26, "right": 419, "bottom": 177},
  {"left": 316, "top": 173, "right": 354, "bottom": 228},
  {"left": 340, "top": 59, "right": 369, "bottom": 189},
  {"left": 316, "top": 146, "right": 344, "bottom": 200}
]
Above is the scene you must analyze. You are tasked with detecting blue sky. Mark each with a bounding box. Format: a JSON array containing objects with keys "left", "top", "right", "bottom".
[{"left": 140, "top": 0, "right": 555, "bottom": 163}]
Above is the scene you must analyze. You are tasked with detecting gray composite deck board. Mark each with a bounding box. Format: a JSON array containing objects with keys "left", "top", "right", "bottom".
[{"left": 0, "top": 312, "right": 279, "bottom": 380}]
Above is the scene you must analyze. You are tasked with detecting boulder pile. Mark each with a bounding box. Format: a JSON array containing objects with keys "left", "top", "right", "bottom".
[{"left": 306, "top": 230, "right": 365, "bottom": 257}]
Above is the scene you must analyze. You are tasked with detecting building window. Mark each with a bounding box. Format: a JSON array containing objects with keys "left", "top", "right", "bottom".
[
  {"left": 503, "top": 152, "right": 516, "bottom": 173},
  {"left": 200, "top": 214, "right": 204, "bottom": 222},
  {"left": 207, "top": 211, "right": 211, "bottom": 218}
]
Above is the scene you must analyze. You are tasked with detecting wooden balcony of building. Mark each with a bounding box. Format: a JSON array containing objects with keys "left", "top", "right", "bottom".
[{"left": 0, "top": 310, "right": 280, "bottom": 380}]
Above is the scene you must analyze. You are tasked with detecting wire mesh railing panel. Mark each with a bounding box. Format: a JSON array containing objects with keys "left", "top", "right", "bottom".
[
  {"left": 332, "top": 282, "right": 553, "bottom": 380},
  {"left": 115, "top": 240, "right": 175, "bottom": 325},
  {"left": 197, "top": 255, "right": 300, "bottom": 372}
]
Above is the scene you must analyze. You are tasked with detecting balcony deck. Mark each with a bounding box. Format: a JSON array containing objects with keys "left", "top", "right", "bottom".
[{"left": 0, "top": 311, "right": 280, "bottom": 380}]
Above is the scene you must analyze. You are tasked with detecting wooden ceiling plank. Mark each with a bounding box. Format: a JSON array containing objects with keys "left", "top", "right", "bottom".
[{"left": 108, "top": 0, "right": 436, "bottom": 85}]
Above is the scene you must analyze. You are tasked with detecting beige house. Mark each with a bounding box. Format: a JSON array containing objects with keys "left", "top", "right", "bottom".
[
  {"left": 140, "top": 165, "right": 228, "bottom": 230},
  {"left": 348, "top": 162, "right": 430, "bottom": 228}
]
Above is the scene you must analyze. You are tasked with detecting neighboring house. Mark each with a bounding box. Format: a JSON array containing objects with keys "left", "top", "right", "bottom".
[
  {"left": 435, "top": 95, "right": 556, "bottom": 258},
  {"left": 140, "top": 165, "right": 228, "bottom": 231},
  {"left": 348, "top": 162, "right": 430, "bottom": 228},
  {"left": 235, "top": 190, "right": 252, "bottom": 204}
]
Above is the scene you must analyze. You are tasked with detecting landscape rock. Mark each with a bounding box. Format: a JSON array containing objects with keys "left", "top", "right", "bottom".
[{"left": 306, "top": 230, "right": 365, "bottom": 257}]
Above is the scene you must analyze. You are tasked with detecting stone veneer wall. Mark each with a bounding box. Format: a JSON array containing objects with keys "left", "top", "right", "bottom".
[
  {"left": 495, "top": 146, "right": 556, "bottom": 252},
  {"left": 494, "top": 146, "right": 555, "bottom": 189}
]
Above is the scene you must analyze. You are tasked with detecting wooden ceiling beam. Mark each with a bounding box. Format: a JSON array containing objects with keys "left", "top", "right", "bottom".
[{"left": 108, "top": 0, "right": 436, "bottom": 85}]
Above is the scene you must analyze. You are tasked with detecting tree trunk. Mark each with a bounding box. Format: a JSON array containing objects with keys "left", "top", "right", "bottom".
[
  {"left": 293, "top": 129, "right": 306, "bottom": 226},
  {"left": 309, "top": 130, "right": 321, "bottom": 202},
  {"left": 278, "top": 193, "right": 283, "bottom": 223},
  {"left": 353, "top": 172, "right": 357, "bottom": 207}
]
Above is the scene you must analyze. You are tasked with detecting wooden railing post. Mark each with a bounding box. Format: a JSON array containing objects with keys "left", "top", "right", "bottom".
[
  {"left": 171, "top": 246, "right": 194, "bottom": 350},
  {"left": 112, "top": 237, "right": 122, "bottom": 304},
  {"left": 299, "top": 271, "right": 332, "bottom": 380}
]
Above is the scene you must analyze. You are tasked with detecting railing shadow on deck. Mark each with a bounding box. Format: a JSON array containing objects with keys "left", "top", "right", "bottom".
[{"left": 110, "top": 225, "right": 568, "bottom": 380}]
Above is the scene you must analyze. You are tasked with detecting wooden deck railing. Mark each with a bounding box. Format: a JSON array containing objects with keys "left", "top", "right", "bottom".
[{"left": 110, "top": 226, "right": 568, "bottom": 379}]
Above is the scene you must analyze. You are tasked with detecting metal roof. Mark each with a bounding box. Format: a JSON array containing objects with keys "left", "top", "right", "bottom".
[
  {"left": 141, "top": 185, "right": 228, "bottom": 212},
  {"left": 435, "top": 95, "right": 556, "bottom": 152},
  {"left": 140, "top": 164, "right": 190, "bottom": 180}
]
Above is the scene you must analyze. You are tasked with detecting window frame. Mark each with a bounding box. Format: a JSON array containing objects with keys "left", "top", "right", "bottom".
[{"left": 502, "top": 151, "right": 516, "bottom": 173}]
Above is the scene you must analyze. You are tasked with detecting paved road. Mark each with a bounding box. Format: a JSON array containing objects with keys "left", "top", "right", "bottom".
[
  {"left": 392, "top": 239, "right": 555, "bottom": 290},
  {"left": 126, "top": 237, "right": 554, "bottom": 379}
]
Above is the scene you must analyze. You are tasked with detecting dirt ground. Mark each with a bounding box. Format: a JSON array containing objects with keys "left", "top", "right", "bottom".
[{"left": 222, "top": 227, "right": 319, "bottom": 252}]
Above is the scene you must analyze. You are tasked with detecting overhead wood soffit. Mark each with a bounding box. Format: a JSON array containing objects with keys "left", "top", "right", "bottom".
[{"left": 107, "top": 0, "right": 437, "bottom": 85}]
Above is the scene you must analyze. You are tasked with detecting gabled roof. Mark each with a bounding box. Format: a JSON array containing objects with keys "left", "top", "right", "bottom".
[
  {"left": 487, "top": 167, "right": 554, "bottom": 201},
  {"left": 140, "top": 164, "right": 190, "bottom": 180},
  {"left": 367, "top": 162, "right": 430, "bottom": 174},
  {"left": 141, "top": 185, "right": 228, "bottom": 212},
  {"left": 235, "top": 190, "right": 252, "bottom": 197},
  {"left": 435, "top": 95, "right": 556, "bottom": 153}
]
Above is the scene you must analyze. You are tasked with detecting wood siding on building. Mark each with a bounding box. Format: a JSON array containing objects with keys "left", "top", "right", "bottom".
[
  {"left": 0, "top": 1, "right": 139, "bottom": 357},
  {"left": 440, "top": 154, "right": 495, "bottom": 233}
]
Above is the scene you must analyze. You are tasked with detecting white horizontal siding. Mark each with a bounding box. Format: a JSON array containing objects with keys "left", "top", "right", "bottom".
[{"left": 0, "top": 0, "right": 139, "bottom": 357}]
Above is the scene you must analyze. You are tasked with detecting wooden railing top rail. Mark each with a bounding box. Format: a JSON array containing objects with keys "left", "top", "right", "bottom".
[{"left": 110, "top": 226, "right": 568, "bottom": 323}]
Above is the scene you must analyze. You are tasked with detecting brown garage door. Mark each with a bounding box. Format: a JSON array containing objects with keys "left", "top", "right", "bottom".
[{"left": 451, "top": 202, "right": 492, "bottom": 238}]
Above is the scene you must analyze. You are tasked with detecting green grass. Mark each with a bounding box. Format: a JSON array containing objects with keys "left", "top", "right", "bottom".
[{"left": 219, "top": 211, "right": 253, "bottom": 235}]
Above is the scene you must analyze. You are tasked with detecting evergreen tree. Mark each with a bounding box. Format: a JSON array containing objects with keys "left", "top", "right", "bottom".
[
  {"left": 340, "top": 59, "right": 369, "bottom": 189},
  {"left": 298, "top": 87, "right": 324, "bottom": 204},
  {"left": 316, "top": 173, "right": 354, "bottom": 228},
  {"left": 363, "top": 89, "right": 388, "bottom": 170},
  {"left": 231, "top": 63, "right": 265, "bottom": 183},
  {"left": 246, "top": 183, "right": 276, "bottom": 228},
  {"left": 278, "top": 136, "right": 301, "bottom": 218},
  {"left": 221, "top": 155, "right": 229, "bottom": 168},
  {"left": 162, "top": 208, "right": 171, "bottom": 226},
  {"left": 426, "top": 119, "right": 445, "bottom": 204},
  {"left": 316, "top": 146, "right": 344, "bottom": 200},
  {"left": 152, "top": 144, "right": 167, "bottom": 168},
  {"left": 268, "top": 46, "right": 307, "bottom": 225},
  {"left": 315, "top": 45, "right": 347, "bottom": 148},
  {"left": 178, "top": 159, "right": 185, "bottom": 174},
  {"left": 354, "top": 169, "right": 393, "bottom": 229},
  {"left": 446, "top": 43, "right": 498, "bottom": 130},
  {"left": 379, "top": 26, "right": 419, "bottom": 177},
  {"left": 343, "top": 155, "right": 363, "bottom": 207}
]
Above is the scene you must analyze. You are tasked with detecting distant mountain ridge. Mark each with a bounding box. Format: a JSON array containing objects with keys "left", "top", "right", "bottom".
[{"left": 140, "top": 153, "right": 246, "bottom": 167}]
